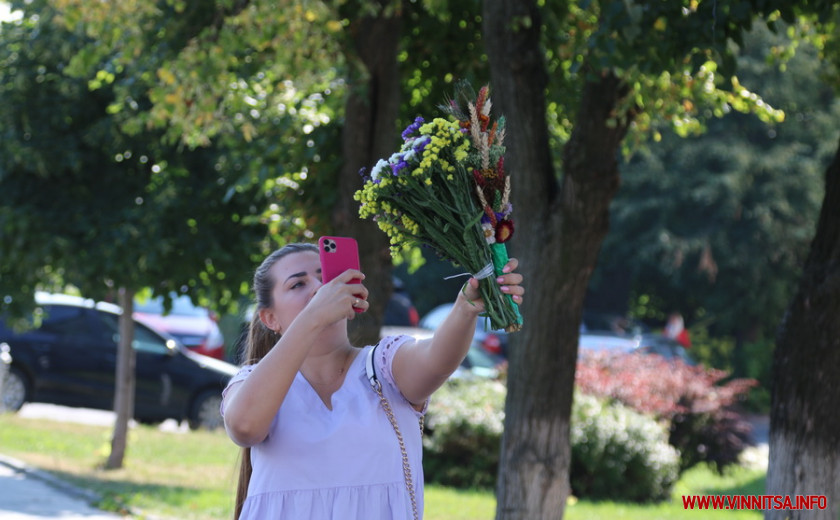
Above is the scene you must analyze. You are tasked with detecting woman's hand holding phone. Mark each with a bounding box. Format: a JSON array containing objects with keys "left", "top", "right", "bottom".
[
  {"left": 307, "top": 269, "right": 368, "bottom": 323},
  {"left": 318, "top": 236, "right": 366, "bottom": 314}
]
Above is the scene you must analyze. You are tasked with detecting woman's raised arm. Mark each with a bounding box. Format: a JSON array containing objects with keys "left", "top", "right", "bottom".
[{"left": 391, "top": 258, "right": 524, "bottom": 405}]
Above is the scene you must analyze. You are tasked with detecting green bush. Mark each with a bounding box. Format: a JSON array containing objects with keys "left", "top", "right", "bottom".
[
  {"left": 686, "top": 327, "right": 771, "bottom": 412},
  {"left": 739, "top": 339, "right": 773, "bottom": 412},
  {"left": 570, "top": 393, "right": 680, "bottom": 502},
  {"left": 685, "top": 326, "right": 737, "bottom": 373},
  {"left": 423, "top": 378, "right": 505, "bottom": 489},
  {"left": 424, "top": 378, "right": 680, "bottom": 502}
]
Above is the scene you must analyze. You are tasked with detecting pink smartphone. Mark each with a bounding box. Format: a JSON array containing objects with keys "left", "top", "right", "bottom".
[{"left": 318, "top": 236, "right": 362, "bottom": 285}]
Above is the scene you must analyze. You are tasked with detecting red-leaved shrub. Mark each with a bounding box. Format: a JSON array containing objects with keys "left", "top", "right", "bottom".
[{"left": 576, "top": 350, "right": 757, "bottom": 472}]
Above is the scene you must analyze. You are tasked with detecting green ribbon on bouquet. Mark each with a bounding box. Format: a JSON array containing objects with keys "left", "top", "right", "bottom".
[{"left": 489, "top": 242, "right": 523, "bottom": 332}]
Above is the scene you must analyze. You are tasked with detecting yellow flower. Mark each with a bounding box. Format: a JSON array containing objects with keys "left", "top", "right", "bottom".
[{"left": 401, "top": 215, "right": 420, "bottom": 235}]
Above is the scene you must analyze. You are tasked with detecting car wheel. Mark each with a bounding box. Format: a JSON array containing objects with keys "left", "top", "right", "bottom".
[
  {"left": 2, "top": 367, "right": 30, "bottom": 412},
  {"left": 188, "top": 390, "right": 223, "bottom": 430}
]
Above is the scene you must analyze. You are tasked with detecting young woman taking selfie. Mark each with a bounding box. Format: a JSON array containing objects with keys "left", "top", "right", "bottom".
[{"left": 221, "top": 242, "right": 524, "bottom": 519}]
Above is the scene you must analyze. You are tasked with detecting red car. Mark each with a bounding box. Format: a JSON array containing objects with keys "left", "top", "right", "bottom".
[{"left": 134, "top": 294, "right": 226, "bottom": 360}]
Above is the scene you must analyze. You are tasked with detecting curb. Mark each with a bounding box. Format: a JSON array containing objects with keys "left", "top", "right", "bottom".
[
  {"left": 0, "top": 453, "right": 145, "bottom": 518},
  {"left": 0, "top": 453, "right": 175, "bottom": 519},
  {"left": 0, "top": 453, "right": 106, "bottom": 506}
]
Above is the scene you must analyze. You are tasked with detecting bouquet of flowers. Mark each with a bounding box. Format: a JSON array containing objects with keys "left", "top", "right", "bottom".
[{"left": 354, "top": 82, "right": 523, "bottom": 332}]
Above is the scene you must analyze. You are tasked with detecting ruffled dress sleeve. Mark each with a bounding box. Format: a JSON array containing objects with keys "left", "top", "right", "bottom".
[
  {"left": 219, "top": 364, "right": 254, "bottom": 417},
  {"left": 372, "top": 334, "right": 428, "bottom": 417}
]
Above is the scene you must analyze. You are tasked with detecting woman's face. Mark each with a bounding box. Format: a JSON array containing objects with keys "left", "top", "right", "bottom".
[{"left": 260, "top": 250, "right": 322, "bottom": 334}]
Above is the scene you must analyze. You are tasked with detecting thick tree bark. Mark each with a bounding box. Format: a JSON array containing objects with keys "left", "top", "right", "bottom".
[
  {"left": 484, "top": 1, "right": 631, "bottom": 518},
  {"left": 105, "top": 287, "right": 136, "bottom": 470},
  {"left": 335, "top": 3, "right": 401, "bottom": 347},
  {"left": 766, "top": 138, "right": 840, "bottom": 520}
]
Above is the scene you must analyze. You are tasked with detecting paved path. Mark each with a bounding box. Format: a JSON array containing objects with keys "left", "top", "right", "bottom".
[{"left": 0, "top": 456, "right": 122, "bottom": 519}]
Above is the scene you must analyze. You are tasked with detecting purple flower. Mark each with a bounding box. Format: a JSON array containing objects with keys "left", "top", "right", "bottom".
[
  {"left": 413, "top": 136, "right": 430, "bottom": 153},
  {"left": 401, "top": 116, "right": 425, "bottom": 140},
  {"left": 391, "top": 160, "right": 409, "bottom": 176}
]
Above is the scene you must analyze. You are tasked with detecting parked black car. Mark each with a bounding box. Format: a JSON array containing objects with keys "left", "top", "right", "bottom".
[
  {"left": 0, "top": 293, "right": 238, "bottom": 429},
  {"left": 0, "top": 341, "right": 11, "bottom": 412}
]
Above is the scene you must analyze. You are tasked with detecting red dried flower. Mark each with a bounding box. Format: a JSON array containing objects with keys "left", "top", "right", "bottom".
[
  {"left": 495, "top": 219, "right": 514, "bottom": 243},
  {"left": 472, "top": 169, "right": 485, "bottom": 186}
]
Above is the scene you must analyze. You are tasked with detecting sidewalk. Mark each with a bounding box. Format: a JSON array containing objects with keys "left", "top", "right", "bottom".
[{"left": 0, "top": 455, "right": 124, "bottom": 519}]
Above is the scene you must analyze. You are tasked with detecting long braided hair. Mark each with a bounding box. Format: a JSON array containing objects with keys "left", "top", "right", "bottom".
[{"left": 233, "top": 243, "right": 318, "bottom": 519}]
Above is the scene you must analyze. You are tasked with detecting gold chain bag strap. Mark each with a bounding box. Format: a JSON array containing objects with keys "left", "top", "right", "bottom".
[{"left": 366, "top": 345, "right": 422, "bottom": 520}]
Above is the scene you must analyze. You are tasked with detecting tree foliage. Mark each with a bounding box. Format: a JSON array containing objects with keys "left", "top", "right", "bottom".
[
  {"left": 0, "top": 2, "right": 270, "bottom": 313},
  {"left": 589, "top": 22, "right": 839, "bottom": 342}
]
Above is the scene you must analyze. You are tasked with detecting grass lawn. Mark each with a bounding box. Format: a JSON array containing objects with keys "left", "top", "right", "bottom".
[
  {"left": 0, "top": 413, "right": 766, "bottom": 519},
  {"left": 564, "top": 463, "right": 765, "bottom": 520}
]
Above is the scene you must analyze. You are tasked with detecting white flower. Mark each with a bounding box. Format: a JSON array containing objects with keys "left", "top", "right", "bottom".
[
  {"left": 370, "top": 159, "right": 389, "bottom": 181},
  {"left": 482, "top": 222, "right": 496, "bottom": 244}
]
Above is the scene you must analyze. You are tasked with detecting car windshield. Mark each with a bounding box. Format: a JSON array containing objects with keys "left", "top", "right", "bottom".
[
  {"left": 98, "top": 311, "right": 175, "bottom": 354},
  {"left": 134, "top": 295, "right": 207, "bottom": 317}
]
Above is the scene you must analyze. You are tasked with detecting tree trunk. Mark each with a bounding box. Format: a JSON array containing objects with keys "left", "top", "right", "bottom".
[
  {"left": 765, "top": 138, "right": 840, "bottom": 520},
  {"left": 104, "top": 287, "right": 136, "bottom": 470},
  {"left": 484, "top": 2, "right": 631, "bottom": 518},
  {"left": 335, "top": 1, "right": 401, "bottom": 348}
]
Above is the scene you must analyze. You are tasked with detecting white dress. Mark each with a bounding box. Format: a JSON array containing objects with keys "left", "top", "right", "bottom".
[{"left": 221, "top": 335, "right": 426, "bottom": 519}]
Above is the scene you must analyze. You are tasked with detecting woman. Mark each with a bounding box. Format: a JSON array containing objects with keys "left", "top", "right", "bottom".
[{"left": 222, "top": 242, "right": 524, "bottom": 519}]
